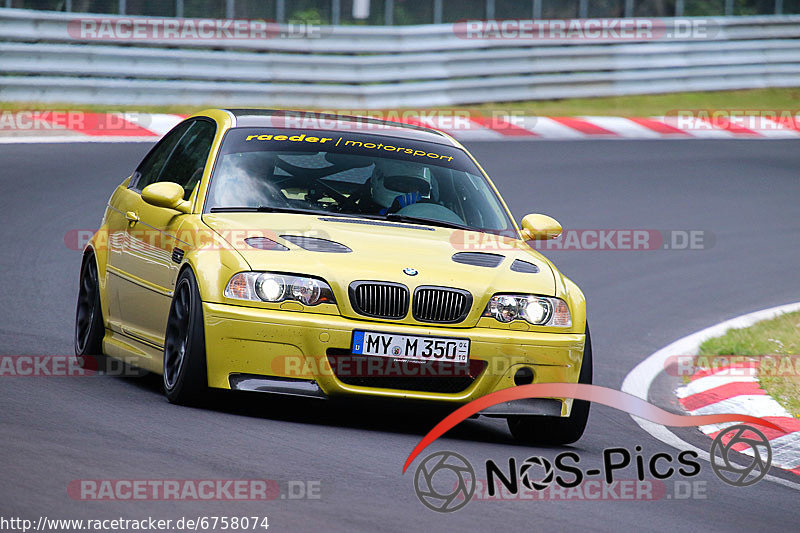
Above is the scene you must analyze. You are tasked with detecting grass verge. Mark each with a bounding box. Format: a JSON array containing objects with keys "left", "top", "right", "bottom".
[
  {"left": 697, "top": 310, "right": 800, "bottom": 418},
  {"left": 1, "top": 88, "right": 799, "bottom": 117}
]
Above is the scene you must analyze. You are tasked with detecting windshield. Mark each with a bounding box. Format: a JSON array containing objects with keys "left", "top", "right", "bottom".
[{"left": 204, "top": 128, "right": 515, "bottom": 233}]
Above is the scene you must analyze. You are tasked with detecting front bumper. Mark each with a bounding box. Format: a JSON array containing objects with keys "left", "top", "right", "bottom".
[{"left": 203, "top": 302, "right": 586, "bottom": 416}]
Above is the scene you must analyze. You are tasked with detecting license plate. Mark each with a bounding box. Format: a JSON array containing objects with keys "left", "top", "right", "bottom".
[{"left": 351, "top": 330, "right": 470, "bottom": 363}]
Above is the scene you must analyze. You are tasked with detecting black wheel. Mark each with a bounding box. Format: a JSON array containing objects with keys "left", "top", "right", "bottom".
[
  {"left": 163, "top": 268, "right": 208, "bottom": 405},
  {"left": 507, "top": 324, "right": 593, "bottom": 446},
  {"left": 74, "top": 252, "right": 107, "bottom": 370}
]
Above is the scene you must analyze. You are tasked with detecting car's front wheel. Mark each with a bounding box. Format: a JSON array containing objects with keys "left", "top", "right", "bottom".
[
  {"left": 163, "top": 268, "right": 208, "bottom": 405},
  {"left": 507, "top": 325, "right": 593, "bottom": 446}
]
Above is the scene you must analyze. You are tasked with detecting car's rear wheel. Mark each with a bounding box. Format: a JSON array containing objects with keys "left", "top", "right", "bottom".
[
  {"left": 74, "top": 252, "right": 107, "bottom": 370},
  {"left": 163, "top": 268, "right": 208, "bottom": 405},
  {"left": 507, "top": 324, "right": 593, "bottom": 446}
]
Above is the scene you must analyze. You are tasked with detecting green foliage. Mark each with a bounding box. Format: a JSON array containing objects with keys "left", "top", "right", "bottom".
[{"left": 698, "top": 311, "right": 800, "bottom": 417}]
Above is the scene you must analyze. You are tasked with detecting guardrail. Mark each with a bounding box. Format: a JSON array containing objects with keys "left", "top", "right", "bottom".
[
  {"left": 3, "top": 0, "right": 798, "bottom": 24},
  {"left": 1, "top": 8, "right": 799, "bottom": 108}
]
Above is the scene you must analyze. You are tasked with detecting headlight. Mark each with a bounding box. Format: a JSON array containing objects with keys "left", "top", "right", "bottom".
[
  {"left": 256, "top": 274, "right": 286, "bottom": 302},
  {"left": 487, "top": 295, "right": 520, "bottom": 323},
  {"left": 483, "top": 294, "right": 571, "bottom": 327},
  {"left": 225, "top": 272, "right": 335, "bottom": 306}
]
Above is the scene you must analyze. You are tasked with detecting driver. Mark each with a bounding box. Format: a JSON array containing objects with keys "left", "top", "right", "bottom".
[{"left": 368, "top": 160, "right": 432, "bottom": 215}]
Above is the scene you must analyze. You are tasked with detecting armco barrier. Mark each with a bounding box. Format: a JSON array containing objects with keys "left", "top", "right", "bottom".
[{"left": 0, "top": 8, "right": 799, "bottom": 108}]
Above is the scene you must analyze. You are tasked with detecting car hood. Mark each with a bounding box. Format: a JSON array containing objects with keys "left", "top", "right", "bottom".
[{"left": 202, "top": 213, "right": 557, "bottom": 326}]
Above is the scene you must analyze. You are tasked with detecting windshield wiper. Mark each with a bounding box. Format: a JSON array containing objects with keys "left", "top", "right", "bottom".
[
  {"left": 209, "top": 206, "right": 330, "bottom": 215},
  {"left": 384, "top": 213, "right": 471, "bottom": 231}
]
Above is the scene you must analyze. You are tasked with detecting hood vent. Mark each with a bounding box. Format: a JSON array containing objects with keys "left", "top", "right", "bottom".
[
  {"left": 510, "top": 259, "right": 540, "bottom": 274},
  {"left": 452, "top": 252, "right": 504, "bottom": 268},
  {"left": 244, "top": 237, "right": 289, "bottom": 251},
  {"left": 280, "top": 235, "right": 352, "bottom": 253}
]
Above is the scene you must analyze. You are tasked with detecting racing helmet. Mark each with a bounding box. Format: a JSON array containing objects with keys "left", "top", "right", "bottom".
[{"left": 369, "top": 160, "right": 432, "bottom": 208}]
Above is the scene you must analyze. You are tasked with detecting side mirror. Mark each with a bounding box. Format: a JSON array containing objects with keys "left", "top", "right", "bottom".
[
  {"left": 520, "top": 213, "right": 562, "bottom": 241},
  {"left": 141, "top": 182, "right": 190, "bottom": 213}
]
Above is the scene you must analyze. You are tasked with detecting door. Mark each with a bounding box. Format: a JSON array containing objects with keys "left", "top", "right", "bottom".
[
  {"left": 111, "top": 119, "right": 216, "bottom": 351},
  {"left": 105, "top": 120, "right": 194, "bottom": 338}
]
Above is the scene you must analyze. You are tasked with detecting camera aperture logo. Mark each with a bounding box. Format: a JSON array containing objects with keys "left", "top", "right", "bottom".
[
  {"left": 519, "top": 456, "right": 553, "bottom": 491},
  {"left": 710, "top": 424, "right": 772, "bottom": 487},
  {"left": 413, "top": 451, "right": 475, "bottom": 513}
]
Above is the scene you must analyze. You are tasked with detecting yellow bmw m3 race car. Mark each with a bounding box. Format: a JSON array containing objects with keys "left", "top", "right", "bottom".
[{"left": 74, "top": 109, "right": 591, "bottom": 444}]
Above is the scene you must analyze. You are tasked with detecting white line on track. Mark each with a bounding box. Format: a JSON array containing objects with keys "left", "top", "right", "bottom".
[
  {"left": 675, "top": 374, "right": 758, "bottom": 398},
  {"left": 0, "top": 136, "right": 158, "bottom": 144},
  {"left": 620, "top": 301, "right": 800, "bottom": 491}
]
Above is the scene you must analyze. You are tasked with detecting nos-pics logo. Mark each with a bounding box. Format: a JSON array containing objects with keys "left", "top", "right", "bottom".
[{"left": 412, "top": 424, "right": 772, "bottom": 513}]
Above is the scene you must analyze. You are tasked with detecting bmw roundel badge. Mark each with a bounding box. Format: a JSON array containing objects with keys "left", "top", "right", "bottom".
[{"left": 403, "top": 267, "right": 418, "bottom": 276}]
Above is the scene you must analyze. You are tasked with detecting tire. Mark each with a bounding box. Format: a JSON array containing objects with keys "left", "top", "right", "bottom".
[
  {"left": 507, "top": 324, "right": 593, "bottom": 446},
  {"left": 74, "top": 252, "right": 108, "bottom": 371},
  {"left": 163, "top": 268, "right": 208, "bottom": 405}
]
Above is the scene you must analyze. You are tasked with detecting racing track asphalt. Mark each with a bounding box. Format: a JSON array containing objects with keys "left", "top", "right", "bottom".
[{"left": 1, "top": 140, "right": 799, "bottom": 531}]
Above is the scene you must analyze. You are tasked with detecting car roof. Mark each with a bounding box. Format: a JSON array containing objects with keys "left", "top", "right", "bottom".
[{"left": 222, "top": 109, "right": 461, "bottom": 147}]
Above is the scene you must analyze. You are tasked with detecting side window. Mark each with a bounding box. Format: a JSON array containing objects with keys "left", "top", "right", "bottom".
[
  {"left": 158, "top": 120, "right": 217, "bottom": 200},
  {"left": 132, "top": 121, "right": 193, "bottom": 191}
]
